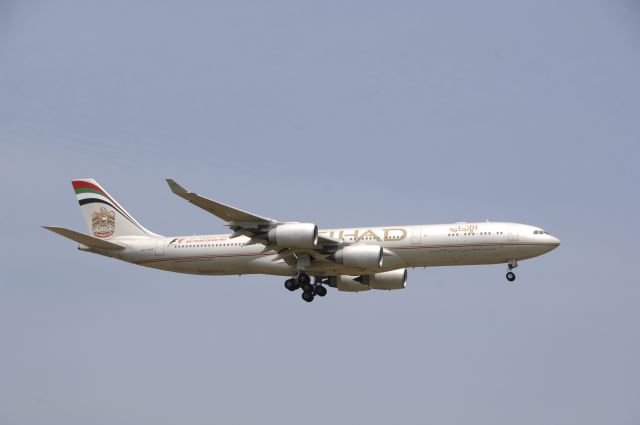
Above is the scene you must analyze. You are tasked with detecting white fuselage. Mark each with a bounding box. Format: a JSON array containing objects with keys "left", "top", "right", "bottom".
[{"left": 97, "top": 222, "right": 560, "bottom": 277}]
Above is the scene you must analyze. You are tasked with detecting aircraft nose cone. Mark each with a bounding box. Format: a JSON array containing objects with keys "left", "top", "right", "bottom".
[{"left": 550, "top": 235, "right": 561, "bottom": 248}]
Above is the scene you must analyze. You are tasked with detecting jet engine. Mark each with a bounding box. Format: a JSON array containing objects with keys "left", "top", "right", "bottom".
[
  {"left": 368, "top": 269, "right": 407, "bottom": 290},
  {"left": 267, "top": 223, "right": 318, "bottom": 249},
  {"left": 334, "top": 275, "right": 370, "bottom": 292},
  {"left": 330, "top": 245, "right": 383, "bottom": 268},
  {"left": 332, "top": 269, "right": 407, "bottom": 292}
]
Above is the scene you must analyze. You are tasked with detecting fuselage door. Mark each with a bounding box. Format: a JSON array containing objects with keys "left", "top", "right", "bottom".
[
  {"left": 508, "top": 228, "right": 518, "bottom": 242},
  {"left": 412, "top": 228, "right": 422, "bottom": 244},
  {"left": 155, "top": 239, "right": 165, "bottom": 255}
]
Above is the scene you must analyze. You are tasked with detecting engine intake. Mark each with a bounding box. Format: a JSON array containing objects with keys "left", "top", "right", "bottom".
[
  {"left": 267, "top": 223, "right": 318, "bottom": 249},
  {"left": 331, "top": 245, "right": 383, "bottom": 269}
]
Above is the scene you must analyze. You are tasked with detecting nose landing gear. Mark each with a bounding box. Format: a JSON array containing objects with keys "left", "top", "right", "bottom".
[
  {"left": 283, "top": 272, "right": 328, "bottom": 302},
  {"left": 505, "top": 259, "right": 518, "bottom": 282}
]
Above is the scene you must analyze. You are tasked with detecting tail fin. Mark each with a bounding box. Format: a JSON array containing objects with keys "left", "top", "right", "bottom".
[{"left": 71, "top": 179, "right": 159, "bottom": 239}]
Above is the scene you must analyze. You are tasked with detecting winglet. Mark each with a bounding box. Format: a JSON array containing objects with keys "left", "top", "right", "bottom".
[{"left": 166, "top": 178, "right": 189, "bottom": 194}]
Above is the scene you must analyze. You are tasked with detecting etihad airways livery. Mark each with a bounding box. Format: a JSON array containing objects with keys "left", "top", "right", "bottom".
[{"left": 44, "top": 179, "right": 560, "bottom": 303}]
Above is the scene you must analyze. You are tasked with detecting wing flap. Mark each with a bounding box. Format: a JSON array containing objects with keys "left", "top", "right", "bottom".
[{"left": 42, "top": 226, "right": 126, "bottom": 250}]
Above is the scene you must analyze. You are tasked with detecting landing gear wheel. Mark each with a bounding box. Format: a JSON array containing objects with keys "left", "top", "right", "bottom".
[
  {"left": 297, "top": 272, "right": 311, "bottom": 285},
  {"left": 506, "top": 272, "right": 516, "bottom": 282},
  {"left": 301, "top": 283, "right": 314, "bottom": 293},
  {"left": 284, "top": 278, "right": 299, "bottom": 291},
  {"left": 302, "top": 291, "right": 315, "bottom": 302},
  {"left": 314, "top": 285, "right": 327, "bottom": 297}
]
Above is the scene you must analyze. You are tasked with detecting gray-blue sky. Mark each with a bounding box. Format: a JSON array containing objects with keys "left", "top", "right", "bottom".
[{"left": 1, "top": 1, "right": 639, "bottom": 424}]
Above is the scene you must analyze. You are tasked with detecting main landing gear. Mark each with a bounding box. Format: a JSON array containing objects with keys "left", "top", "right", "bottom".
[
  {"left": 506, "top": 259, "right": 518, "bottom": 282},
  {"left": 283, "top": 272, "right": 328, "bottom": 303}
]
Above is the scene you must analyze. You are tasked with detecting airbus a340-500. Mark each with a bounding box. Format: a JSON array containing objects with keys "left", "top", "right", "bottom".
[{"left": 44, "top": 179, "right": 560, "bottom": 302}]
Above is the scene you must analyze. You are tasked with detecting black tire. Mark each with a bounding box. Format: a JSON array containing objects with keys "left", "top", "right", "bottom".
[
  {"left": 302, "top": 291, "right": 315, "bottom": 302},
  {"left": 298, "top": 272, "right": 311, "bottom": 285},
  {"left": 506, "top": 272, "right": 516, "bottom": 282},
  {"left": 315, "top": 285, "right": 327, "bottom": 297},
  {"left": 285, "top": 278, "right": 299, "bottom": 291},
  {"left": 301, "top": 283, "right": 314, "bottom": 293}
]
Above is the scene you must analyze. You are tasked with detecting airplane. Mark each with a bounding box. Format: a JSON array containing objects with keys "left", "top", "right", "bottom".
[{"left": 43, "top": 179, "right": 560, "bottom": 303}]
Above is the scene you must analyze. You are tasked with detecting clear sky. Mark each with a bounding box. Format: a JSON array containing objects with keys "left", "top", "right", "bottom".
[{"left": 1, "top": 1, "right": 639, "bottom": 424}]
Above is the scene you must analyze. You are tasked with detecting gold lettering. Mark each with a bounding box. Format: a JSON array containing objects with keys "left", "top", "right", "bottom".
[
  {"left": 383, "top": 228, "right": 407, "bottom": 241},
  {"left": 449, "top": 224, "right": 479, "bottom": 234},
  {"left": 357, "top": 229, "right": 382, "bottom": 242},
  {"left": 339, "top": 229, "right": 359, "bottom": 240}
]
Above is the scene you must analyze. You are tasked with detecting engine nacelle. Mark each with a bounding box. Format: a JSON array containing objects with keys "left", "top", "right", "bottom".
[
  {"left": 267, "top": 223, "right": 318, "bottom": 249},
  {"left": 332, "top": 245, "right": 383, "bottom": 268},
  {"left": 333, "top": 269, "right": 407, "bottom": 292},
  {"left": 334, "top": 275, "right": 371, "bottom": 292},
  {"left": 367, "top": 269, "right": 407, "bottom": 290}
]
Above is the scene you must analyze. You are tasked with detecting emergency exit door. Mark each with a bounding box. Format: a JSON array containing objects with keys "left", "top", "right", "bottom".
[{"left": 155, "top": 239, "right": 165, "bottom": 255}]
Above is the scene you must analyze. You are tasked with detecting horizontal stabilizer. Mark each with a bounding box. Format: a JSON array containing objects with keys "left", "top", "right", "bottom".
[{"left": 42, "top": 226, "right": 126, "bottom": 250}]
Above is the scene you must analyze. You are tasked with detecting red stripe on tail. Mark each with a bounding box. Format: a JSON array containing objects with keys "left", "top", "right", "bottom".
[{"left": 72, "top": 180, "right": 104, "bottom": 193}]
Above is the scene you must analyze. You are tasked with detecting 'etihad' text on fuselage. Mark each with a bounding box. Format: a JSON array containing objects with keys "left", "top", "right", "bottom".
[{"left": 320, "top": 228, "right": 408, "bottom": 242}]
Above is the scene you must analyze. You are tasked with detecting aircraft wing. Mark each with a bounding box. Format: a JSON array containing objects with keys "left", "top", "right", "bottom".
[
  {"left": 166, "top": 179, "right": 342, "bottom": 259},
  {"left": 166, "top": 179, "right": 274, "bottom": 223}
]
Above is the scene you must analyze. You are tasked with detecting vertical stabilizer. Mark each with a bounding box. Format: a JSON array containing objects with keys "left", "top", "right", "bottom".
[{"left": 72, "top": 179, "right": 159, "bottom": 239}]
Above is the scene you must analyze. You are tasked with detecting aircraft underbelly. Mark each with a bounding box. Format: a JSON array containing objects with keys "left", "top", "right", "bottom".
[
  {"left": 399, "top": 244, "right": 543, "bottom": 267},
  {"left": 140, "top": 250, "right": 261, "bottom": 275}
]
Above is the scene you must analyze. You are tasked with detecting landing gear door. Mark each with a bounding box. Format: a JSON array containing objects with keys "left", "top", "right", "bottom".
[{"left": 155, "top": 239, "right": 165, "bottom": 255}]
